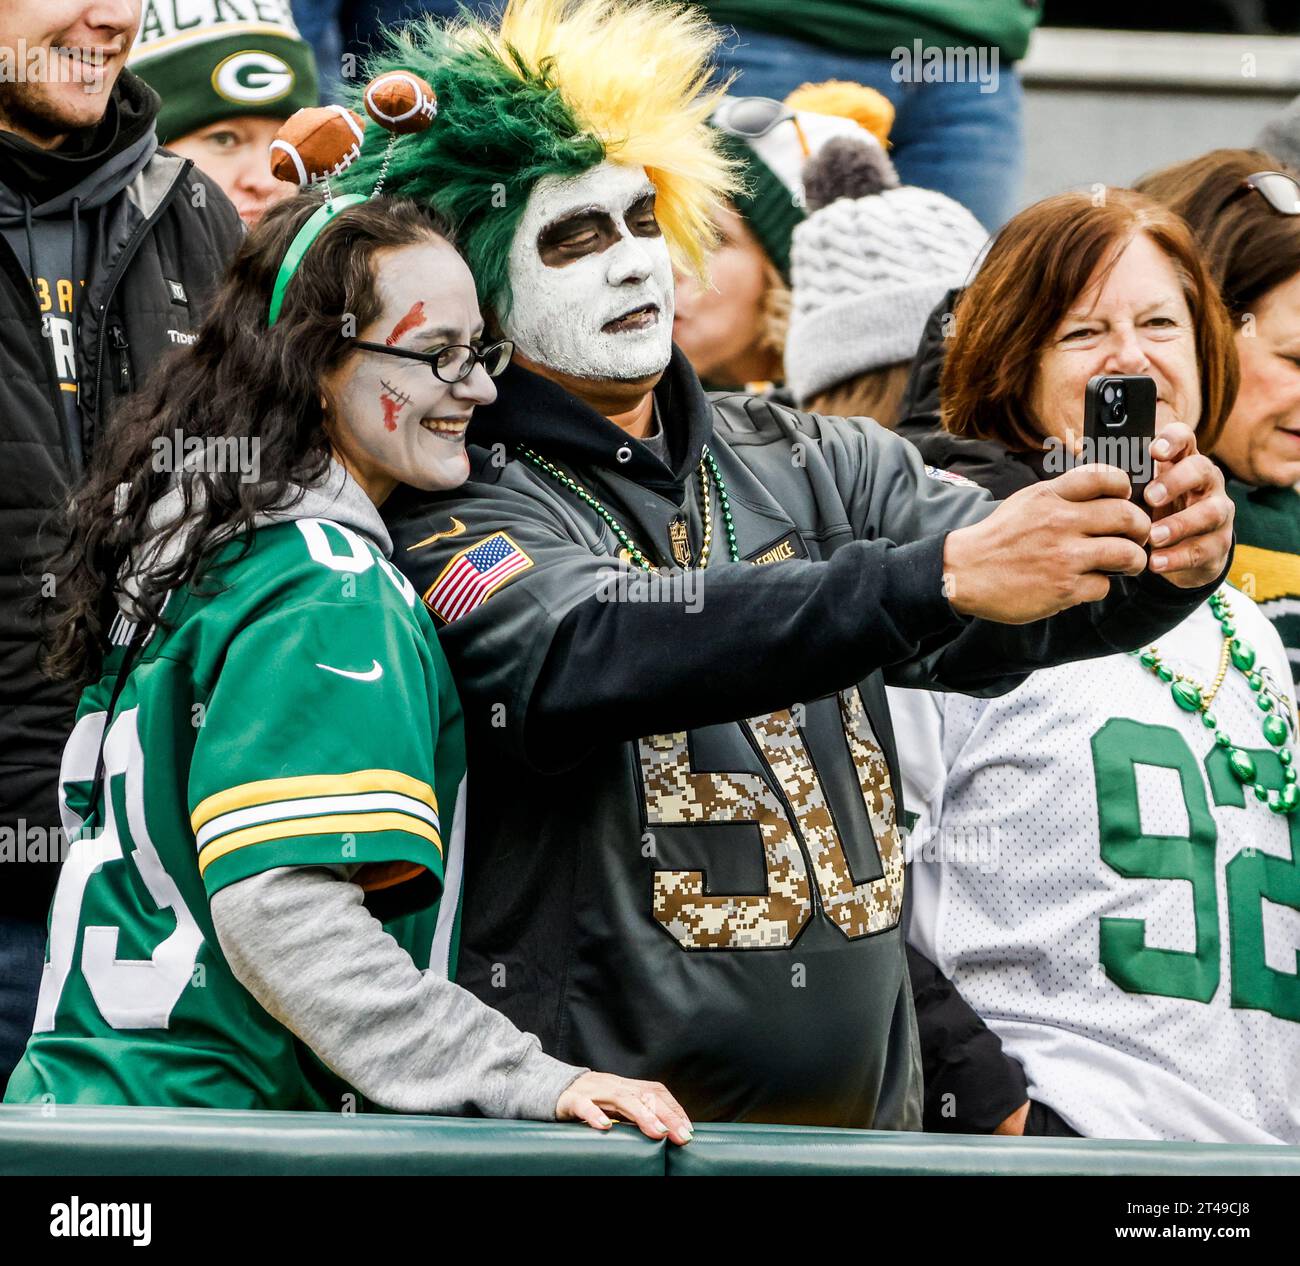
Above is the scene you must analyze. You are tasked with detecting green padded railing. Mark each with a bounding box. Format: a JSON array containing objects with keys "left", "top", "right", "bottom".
[{"left": 2, "top": 1106, "right": 1298, "bottom": 1176}]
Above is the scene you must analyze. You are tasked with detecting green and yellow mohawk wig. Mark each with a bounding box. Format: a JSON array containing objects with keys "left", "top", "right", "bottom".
[{"left": 338, "top": 0, "right": 738, "bottom": 317}]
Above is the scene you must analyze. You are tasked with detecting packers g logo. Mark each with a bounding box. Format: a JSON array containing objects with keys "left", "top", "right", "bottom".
[{"left": 211, "top": 51, "right": 295, "bottom": 106}]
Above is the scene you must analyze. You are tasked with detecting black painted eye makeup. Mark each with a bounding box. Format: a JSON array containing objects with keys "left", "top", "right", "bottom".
[
  {"left": 537, "top": 210, "right": 619, "bottom": 264},
  {"left": 626, "top": 192, "right": 661, "bottom": 237}
]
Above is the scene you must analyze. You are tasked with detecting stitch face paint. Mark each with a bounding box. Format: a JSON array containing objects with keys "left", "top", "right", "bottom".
[
  {"left": 379, "top": 380, "right": 410, "bottom": 431},
  {"left": 321, "top": 239, "right": 497, "bottom": 501},
  {"left": 386, "top": 301, "right": 426, "bottom": 347},
  {"left": 503, "top": 162, "right": 675, "bottom": 382}
]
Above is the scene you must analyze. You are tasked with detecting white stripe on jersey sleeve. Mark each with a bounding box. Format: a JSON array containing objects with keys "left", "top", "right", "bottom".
[{"left": 195, "top": 790, "right": 440, "bottom": 850}]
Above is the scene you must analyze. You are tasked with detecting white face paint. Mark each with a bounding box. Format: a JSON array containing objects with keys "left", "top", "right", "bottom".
[
  {"left": 503, "top": 161, "right": 675, "bottom": 382},
  {"left": 322, "top": 239, "right": 498, "bottom": 500}
]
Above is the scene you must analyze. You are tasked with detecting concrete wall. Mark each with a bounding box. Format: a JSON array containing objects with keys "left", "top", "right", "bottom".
[{"left": 1019, "top": 28, "right": 1300, "bottom": 206}]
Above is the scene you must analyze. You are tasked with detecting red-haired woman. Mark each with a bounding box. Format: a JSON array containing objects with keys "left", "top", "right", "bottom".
[{"left": 892, "top": 189, "right": 1300, "bottom": 1143}]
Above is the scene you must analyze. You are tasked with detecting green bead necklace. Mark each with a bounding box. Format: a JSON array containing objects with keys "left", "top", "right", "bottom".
[
  {"left": 518, "top": 442, "right": 739, "bottom": 571},
  {"left": 1131, "top": 590, "right": 1300, "bottom": 814}
]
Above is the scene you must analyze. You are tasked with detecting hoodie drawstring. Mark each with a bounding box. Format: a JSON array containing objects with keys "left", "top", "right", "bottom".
[
  {"left": 20, "top": 195, "right": 35, "bottom": 307},
  {"left": 69, "top": 196, "right": 81, "bottom": 381}
]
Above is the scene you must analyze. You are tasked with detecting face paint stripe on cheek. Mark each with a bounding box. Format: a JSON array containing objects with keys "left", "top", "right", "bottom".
[{"left": 386, "top": 300, "right": 426, "bottom": 347}]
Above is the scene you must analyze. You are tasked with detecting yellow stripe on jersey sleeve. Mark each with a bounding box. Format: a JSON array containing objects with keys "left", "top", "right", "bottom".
[
  {"left": 196, "top": 811, "right": 443, "bottom": 876},
  {"left": 191, "top": 769, "right": 437, "bottom": 835},
  {"left": 1229, "top": 544, "right": 1300, "bottom": 605}
]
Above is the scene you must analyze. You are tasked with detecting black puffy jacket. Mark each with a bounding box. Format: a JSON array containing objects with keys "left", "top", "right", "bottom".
[
  {"left": 0, "top": 73, "right": 243, "bottom": 920},
  {"left": 896, "top": 285, "right": 1048, "bottom": 500}
]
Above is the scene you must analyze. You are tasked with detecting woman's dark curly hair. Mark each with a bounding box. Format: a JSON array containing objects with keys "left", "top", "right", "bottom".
[{"left": 43, "top": 191, "right": 454, "bottom": 684}]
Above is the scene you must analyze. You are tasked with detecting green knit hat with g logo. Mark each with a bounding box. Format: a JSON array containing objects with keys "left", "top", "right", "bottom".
[{"left": 129, "top": 0, "right": 319, "bottom": 145}]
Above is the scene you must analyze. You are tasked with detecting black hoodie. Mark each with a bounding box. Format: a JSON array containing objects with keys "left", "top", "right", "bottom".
[{"left": 0, "top": 71, "right": 159, "bottom": 466}]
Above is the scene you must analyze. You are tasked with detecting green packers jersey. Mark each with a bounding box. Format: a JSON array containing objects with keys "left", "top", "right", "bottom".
[
  {"left": 5, "top": 517, "right": 465, "bottom": 1111},
  {"left": 1228, "top": 479, "right": 1300, "bottom": 687}
]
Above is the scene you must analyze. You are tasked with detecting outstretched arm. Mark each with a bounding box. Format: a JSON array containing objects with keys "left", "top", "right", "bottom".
[
  {"left": 802, "top": 410, "right": 1233, "bottom": 690},
  {"left": 389, "top": 420, "right": 1229, "bottom": 767}
]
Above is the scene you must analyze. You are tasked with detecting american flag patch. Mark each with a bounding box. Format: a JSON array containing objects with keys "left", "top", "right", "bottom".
[
  {"left": 924, "top": 465, "right": 978, "bottom": 488},
  {"left": 423, "top": 532, "right": 533, "bottom": 623}
]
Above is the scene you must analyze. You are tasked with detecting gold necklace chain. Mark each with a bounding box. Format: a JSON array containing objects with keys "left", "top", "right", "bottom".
[
  {"left": 1148, "top": 634, "right": 1233, "bottom": 710},
  {"left": 698, "top": 460, "right": 714, "bottom": 569},
  {"left": 1202, "top": 636, "right": 1232, "bottom": 710}
]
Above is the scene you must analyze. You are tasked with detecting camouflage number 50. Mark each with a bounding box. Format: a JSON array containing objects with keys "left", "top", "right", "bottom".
[{"left": 639, "top": 688, "right": 904, "bottom": 951}]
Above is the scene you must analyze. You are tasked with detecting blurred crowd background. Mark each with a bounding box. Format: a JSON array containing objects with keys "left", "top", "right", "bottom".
[{"left": 288, "top": 2, "right": 1300, "bottom": 215}]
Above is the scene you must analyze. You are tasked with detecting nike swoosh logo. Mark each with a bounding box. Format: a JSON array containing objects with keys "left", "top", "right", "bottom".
[
  {"left": 406, "top": 517, "right": 466, "bottom": 550},
  {"left": 316, "top": 659, "right": 383, "bottom": 682}
]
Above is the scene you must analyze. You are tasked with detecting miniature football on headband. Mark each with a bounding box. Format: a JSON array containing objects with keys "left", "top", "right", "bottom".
[
  {"left": 364, "top": 71, "right": 438, "bottom": 134},
  {"left": 269, "top": 105, "right": 367, "bottom": 186}
]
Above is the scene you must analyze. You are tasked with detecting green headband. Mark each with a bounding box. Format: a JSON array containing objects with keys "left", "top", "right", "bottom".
[{"left": 267, "top": 193, "right": 369, "bottom": 327}]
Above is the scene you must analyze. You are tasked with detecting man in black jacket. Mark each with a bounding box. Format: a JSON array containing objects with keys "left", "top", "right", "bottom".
[
  {"left": 0, "top": 1, "right": 243, "bottom": 1089},
  {"left": 354, "top": 4, "right": 1236, "bottom": 1128}
]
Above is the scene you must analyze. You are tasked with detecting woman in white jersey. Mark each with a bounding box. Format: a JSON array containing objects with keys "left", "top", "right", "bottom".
[{"left": 891, "top": 188, "right": 1300, "bottom": 1143}]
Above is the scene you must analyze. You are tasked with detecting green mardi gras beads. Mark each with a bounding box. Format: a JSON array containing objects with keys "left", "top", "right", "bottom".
[
  {"left": 1134, "top": 595, "right": 1298, "bottom": 813},
  {"left": 519, "top": 443, "right": 741, "bottom": 572}
]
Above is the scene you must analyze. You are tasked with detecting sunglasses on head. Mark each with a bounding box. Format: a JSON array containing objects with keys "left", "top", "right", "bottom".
[
  {"left": 710, "top": 95, "right": 810, "bottom": 157},
  {"left": 352, "top": 338, "right": 514, "bottom": 384},
  {"left": 1224, "top": 170, "right": 1300, "bottom": 216}
]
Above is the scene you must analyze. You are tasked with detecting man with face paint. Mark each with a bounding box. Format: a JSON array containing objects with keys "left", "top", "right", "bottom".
[
  {"left": 504, "top": 164, "right": 675, "bottom": 387},
  {"left": 342, "top": 1, "right": 1237, "bottom": 1129}
]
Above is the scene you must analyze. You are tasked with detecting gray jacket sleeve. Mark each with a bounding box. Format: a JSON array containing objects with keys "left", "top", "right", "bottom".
[
  {"left": 388, "top": 402, "right": 1223, "bottom": 767},
  {"left": 801, "top": 408, "right": 1229, "bottom": 693},
  {"left": 209, "top": 865, "right": 586, "bottom": 1118}
]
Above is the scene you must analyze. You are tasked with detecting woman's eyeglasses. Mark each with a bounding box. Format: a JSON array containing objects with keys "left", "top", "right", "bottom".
[
  {"left": 352, "top": 338, "right": 515, "bottom": 383},
  {"left": 1225, "top": 170, "right": 1300, "bottom": 216},
  {"left": 710, "top": 95, "right": 810, "bottom": 157}
]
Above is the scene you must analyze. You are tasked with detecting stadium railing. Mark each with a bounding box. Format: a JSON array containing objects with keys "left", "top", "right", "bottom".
[{"left": 3, "top": 1106, "right": 1298, "bottom": 1176}]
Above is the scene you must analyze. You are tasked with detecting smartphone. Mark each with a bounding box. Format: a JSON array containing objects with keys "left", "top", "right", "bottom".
[{"left": 1083, "top": 374, "right": 1157, "bottom": 508}]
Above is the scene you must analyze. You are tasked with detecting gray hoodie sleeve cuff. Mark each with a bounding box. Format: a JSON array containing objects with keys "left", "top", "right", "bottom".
[
  {"left": 507, "top": 1042, "right": 589, "bottom": 1122},
  {"left": 209, "top": 864, "right": 587, "bottom": 1120}
]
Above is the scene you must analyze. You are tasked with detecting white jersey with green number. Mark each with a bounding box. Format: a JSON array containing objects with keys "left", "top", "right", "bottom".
[
  {"left": 5, "top": 516, "right": 466, "bottom": 1111},
  {"left": 890, "top": 586, "right": 1300, "bottom": 1143}
]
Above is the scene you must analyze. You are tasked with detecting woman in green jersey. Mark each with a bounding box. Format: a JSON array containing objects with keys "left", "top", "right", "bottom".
[{"left": 6, "top": 191, "right": 692, "bottom": 1144}]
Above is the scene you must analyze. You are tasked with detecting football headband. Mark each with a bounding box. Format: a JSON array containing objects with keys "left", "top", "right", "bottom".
[{"left": 266, "top": 72, "right": 438, "bottom": 327}]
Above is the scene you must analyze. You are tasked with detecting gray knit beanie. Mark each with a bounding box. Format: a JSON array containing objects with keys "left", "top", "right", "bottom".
[
  {"left": 786, "top": 138, "right": 988, "bottom": 408},
  {"left": 1257, "top": 95, "right": 1300, "bottom": 175}
]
